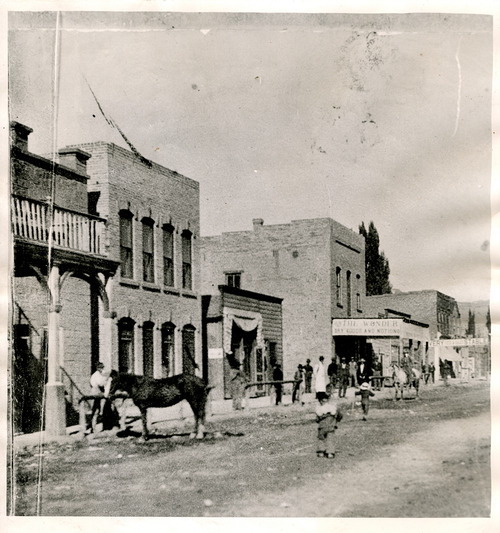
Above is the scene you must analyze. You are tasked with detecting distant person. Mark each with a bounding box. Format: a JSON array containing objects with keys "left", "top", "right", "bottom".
[
  {"left": 355, "top": 382, "right": 375, "bottom": 421},
  {"left": 273, "top": 363, "right": 284, "bottom": 405},
  {"left": 349, "top": 358, "right": 357, "bottom": 387},
  {"left": 292, "top": 364, "right": 305, "bottom": 404},
  {"left": 313, "top": 356, "right": 328, "bottom": 401},
  {"left": 402, "top": 351, "right": 413, "bottom": 383},
  {"left": 304, "top": 359, "right": 313, "bottom": 393},
  {"left": 356, "top": 358, "right": 370, "bottom": 386},
  {"left": 231, "top": 363, "right": 247, "bottom": 410},
  {"left": 429, "top": 362, "right": 435, "bottom": 384},
  {"left": 327, "top": 357, "right": 338, "bottom": 392},
  {"left": 372, "top": 358, "right": 382, "bottom": 390},
  {"left": 338, "top": 357, "right": 349, "bottom": 398},
  {"left": 422, "top": 362, "right": 430, "bottom": 385},
  {"left": 315, "top": 393, "right": 343, "bottom": 458}
]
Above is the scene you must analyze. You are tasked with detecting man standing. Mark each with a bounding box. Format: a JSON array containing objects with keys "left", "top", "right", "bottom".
[
  {"left": 89, "top": 362, "right": 109, "bottom": 433},
  {"left": 313, "top": 356, "right": 328, "bottom": 401},
  {"left": 304, "top": 359, "right": 313, "bottom": 393},
  {"left": 327, "top": 357, "right": 338, "bottom": 392},
  {"left": 356, "top": 358, "right": 370, "bottom": 386},
  {"left": 349, "top": 358, "right": 357, "bottom": 387},
  {"left": 272, "top": 363, "right": 284, "bottom": 405},
  {"left": 429, "top": 362, "right": 435, "bottom": 383},
  {"left": 338, "top": 357, "right": 349, "bottom": 398}
]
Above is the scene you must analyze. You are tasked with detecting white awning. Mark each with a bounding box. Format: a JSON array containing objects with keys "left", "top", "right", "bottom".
[
  {"left": 223, "top": 306, "right": 264, "bottom": 354},
  {"left": 439, "top": 346, "right": 462, "bottom": 362}
]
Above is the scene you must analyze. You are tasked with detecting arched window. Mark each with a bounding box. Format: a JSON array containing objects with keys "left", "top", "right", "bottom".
[
  {"left": 118, "top": 318, "right": 135, "bottom": 373},
  {"left": 142, "top": 217, "right": 155, "bottom": 283},
  {"left": 182, "top": 324, "right": 196, "bottom": 375},
  {"left": 161, "top": 322, "right": 175, "bottom": 377},
  {"left": 119, "top": 210, "right": 134, "bottom": 279},
  {"left": 142, "top": 321, "right": 155, "bottom": 378},
  {"left": 336, "top": 267, "right": 342, "bottom": 306},
  {"left": 163, "top": 224, "right": 175, "bottom": 287},
  {"left": 181, "top": 230, "right": 192, "bottom": 290}
]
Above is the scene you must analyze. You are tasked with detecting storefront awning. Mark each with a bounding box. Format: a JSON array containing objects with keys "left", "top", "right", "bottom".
[
  {"left": 223, "top": 306, "right": 264, "bottom": 353},
  {"left": 439, "top": 346, "right": 462, "bottom": 361}
]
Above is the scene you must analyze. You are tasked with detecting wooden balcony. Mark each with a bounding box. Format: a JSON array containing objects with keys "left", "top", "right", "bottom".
[{"left": 11, "top": 195, "right": 106, "bottom": 256}]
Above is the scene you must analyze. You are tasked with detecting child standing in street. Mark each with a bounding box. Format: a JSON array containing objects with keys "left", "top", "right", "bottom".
[
  {"left": 315, "top": 394, "right": 343, "bottom": 458},
  {"left": 355, "top": 382, "right": 375, "bottom": 421}
]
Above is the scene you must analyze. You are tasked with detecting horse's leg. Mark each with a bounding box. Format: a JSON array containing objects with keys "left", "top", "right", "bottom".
[{"left": 140, "top": 407, "right": 149, "bottom": 440}]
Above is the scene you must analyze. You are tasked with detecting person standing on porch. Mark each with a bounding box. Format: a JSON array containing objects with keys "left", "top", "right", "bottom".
[
  {"left": 338, "top": 358, "right": 349, "bottom": 398},
  {"left": 349, "top": 358, "right": 357, "bottom": 387},
  {"left": 313, "top": 356, "right": 328, "bottom": 402},
  {"left": 231, "top": 363, "right": 247, "bottom": 410},
  {"left": 88, "top": 363, "right": 109, "bottom": 433},
  {"left": 304, "top": 359, "right": 313, "bottom": 393}
]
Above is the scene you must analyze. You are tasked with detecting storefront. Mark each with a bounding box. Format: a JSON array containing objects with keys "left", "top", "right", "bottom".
[{"left": 332, "top": 316, "right": 431, "bottom": 376}]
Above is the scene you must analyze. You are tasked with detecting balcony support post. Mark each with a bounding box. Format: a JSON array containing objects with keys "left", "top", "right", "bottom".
[{"left": 45, "top": 264, "right": 66, "bottom": 436}]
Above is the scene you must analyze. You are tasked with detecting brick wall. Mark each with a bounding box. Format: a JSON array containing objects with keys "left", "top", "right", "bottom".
[{"left": 201, "top": 218, "right": 365, "bottom": 378}]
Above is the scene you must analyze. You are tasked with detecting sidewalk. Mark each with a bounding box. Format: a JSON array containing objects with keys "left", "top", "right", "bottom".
[{"left": 12, "top": 378, "right": 468, "bottom": 449}]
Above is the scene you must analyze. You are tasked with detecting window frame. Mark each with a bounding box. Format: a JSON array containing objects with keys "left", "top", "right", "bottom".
[
  {"left": 119, "top": 211, "right": 134, "bottom": 279},
  {"left": 142, "top": 217, "right": 155, "bottom": 283},
  {"left": 161, "top": 322, "right": 175, "bottom": 377},
  {"left": 162, "top": 224, "right": 175, "bottom": 287},
  {"left": 181, "top": 230, "right": 193, "bottom": 290}
]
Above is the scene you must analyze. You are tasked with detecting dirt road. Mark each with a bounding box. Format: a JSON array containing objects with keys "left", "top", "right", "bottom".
[{"left": 11, "top": 380, "right": 490, "bottom": 517}]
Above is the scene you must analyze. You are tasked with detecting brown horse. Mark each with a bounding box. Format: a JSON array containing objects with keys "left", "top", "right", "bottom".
[{"left": 109, "top": 372, "right": 212, "bottom": 440}]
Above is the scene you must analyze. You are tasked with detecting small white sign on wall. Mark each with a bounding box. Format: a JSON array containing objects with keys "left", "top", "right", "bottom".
[{"left": 208, "top": 348, "right": 224, "bottom": 360}]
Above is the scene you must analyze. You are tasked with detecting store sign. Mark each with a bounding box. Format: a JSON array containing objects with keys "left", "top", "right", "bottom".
[
  {"left": 429, "top": 338, "right": 486, "bottom": 347},
  {"left": 332, "top": 318, "right": 401, "bottom": 336}
]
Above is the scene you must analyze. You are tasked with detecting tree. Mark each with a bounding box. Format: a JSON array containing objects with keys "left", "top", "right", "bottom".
[
  {"left": 359, "top": 221, "right": 392, "bottom": 296},
  {"left": 466, "top": 309, "right": 475, "bottom": 337}
]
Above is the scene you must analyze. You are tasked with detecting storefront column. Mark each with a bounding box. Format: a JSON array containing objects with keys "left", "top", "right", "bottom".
[
  {"left": 45, "top": 264, "right": 66, "bottom": 436},
  {"left": 101, "top": 312, "right": 114, "bottom": 370}
]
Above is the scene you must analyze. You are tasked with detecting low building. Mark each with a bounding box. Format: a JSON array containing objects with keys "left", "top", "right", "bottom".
[{"left": 202, "top": 285, "right": 283, "bottom": 405}]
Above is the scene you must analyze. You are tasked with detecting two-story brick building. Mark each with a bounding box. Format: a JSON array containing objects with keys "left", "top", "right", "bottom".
[
  {"left": 11, "top": 124, "right": 203, "bottom": 435},
  {"left": 200, "top": 217, "right": 366, "bottom": 378}
]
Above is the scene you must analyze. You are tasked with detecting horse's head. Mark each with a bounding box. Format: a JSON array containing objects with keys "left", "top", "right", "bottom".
[{"left": 108, "top": 371, "right": 134, "bottom": 397}]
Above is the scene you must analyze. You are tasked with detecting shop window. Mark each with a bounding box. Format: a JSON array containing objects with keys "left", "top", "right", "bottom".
[
  {"left": 142, "top": 321, "right": 154, "bottom": 378},
  {"left": 163, "top": 224, "right": 174, "bottom": 287},
  {"left": 161, "top": 322, "right": 175, "bottom": 377},
  {"left": 118, "top": 318, "right": 135, "bottom": 373},
  {"left": 182, "top": 230, "right": 192, "bottom": 289},
  {"left": 119, "top": 211, "right": 134, "bottom": 279},
  {"left": 142, "top": 218, "right": 155, "bottom": 283}
]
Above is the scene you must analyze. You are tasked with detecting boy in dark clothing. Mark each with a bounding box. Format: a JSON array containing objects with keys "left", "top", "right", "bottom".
[
  {"left": 272, "top": 364, "right": 283, "bottom": 405},
  {"left": 355, "top": 382, "right": 375, "bottom": 421},
  {"left": 315, "top": 395, "right": 343, "bottom": 458}
]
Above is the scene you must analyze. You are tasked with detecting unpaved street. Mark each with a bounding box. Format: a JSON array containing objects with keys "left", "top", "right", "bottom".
[{"left": 11, "top": 381, "right": 490, "bottom": 517}]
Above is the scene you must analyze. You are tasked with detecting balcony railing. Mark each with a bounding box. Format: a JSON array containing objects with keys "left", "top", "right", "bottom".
[{"left": 11, "top": 195, "right": 106, "bottom": 256}]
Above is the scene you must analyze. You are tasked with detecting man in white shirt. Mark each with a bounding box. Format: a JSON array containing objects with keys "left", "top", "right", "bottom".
[{"left": 89, "top": 363, "right": 109, "bottom": 432}]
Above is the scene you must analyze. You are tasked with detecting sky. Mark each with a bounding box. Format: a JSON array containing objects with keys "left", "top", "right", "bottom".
[{"left": 7, "top": 9, "right": 494, "bottom": 303}]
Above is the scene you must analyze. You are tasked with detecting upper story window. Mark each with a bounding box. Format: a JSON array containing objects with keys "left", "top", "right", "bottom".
[
  {"left": 119, "top": 210, "right": 134, "bottom": 279},
  {"left": 336, "top": 267, "right": 342, "bottom": 306},
  {"left": 163, "top": 224, "right": 174, "bottom": 287},
  {"left": 346, "top": 270, "right": 352, "bottom": 316},
  {"left": 226, "top": 272, "right": 241, "bottom": 289},
  {"left": 182, "top": 230, "right": 192, "bottom": 290},
  {"left": 356, "top": 274, "right": 362, "bottom": 311},
  {"left": 142, "top": 218, "right": 155, "bottom": 283}
]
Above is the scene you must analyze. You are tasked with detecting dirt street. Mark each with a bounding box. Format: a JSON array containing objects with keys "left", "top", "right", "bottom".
[{"left": 10, "top": 380, "right": 490, "bottom": 517}]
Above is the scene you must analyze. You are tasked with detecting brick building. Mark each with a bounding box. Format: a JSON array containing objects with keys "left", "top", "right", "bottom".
[
  {"left": 364, "top": 290, "right": 462, "bottom": 375},
  {"left": 200, "top": 218, "right": 366, "bottom": 378},
  {"left": 75, "top": 141, "right": 202, "bottom": 382},
  {"left": 11, "top": 124, "right": 202, "bottom": 434}
]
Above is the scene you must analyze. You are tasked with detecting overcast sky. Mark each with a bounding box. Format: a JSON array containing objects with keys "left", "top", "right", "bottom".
[{"left": 8, "top": 10, "right": 493, "bottom": 302}]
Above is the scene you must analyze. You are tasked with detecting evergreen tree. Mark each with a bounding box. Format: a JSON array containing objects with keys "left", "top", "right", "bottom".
[
  {"left": 359, "top": 221, "right": 392, "bottom": 296},
  {"left": 466, "top": 309, "right": 476, "bottom": 337}
]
